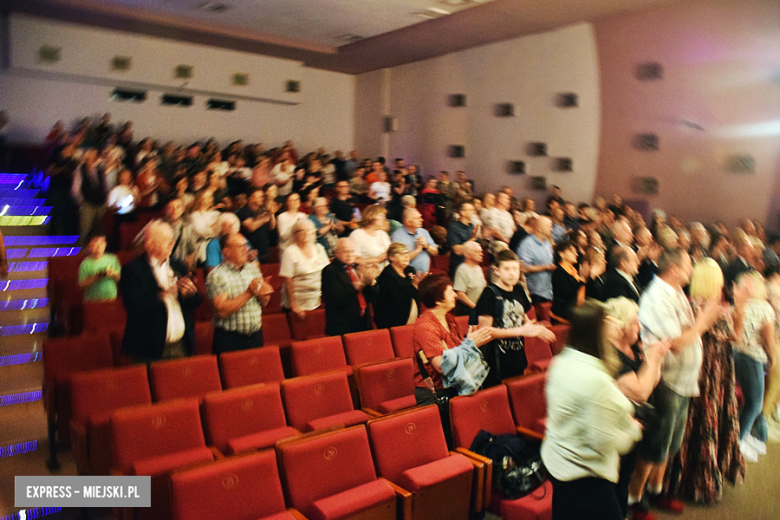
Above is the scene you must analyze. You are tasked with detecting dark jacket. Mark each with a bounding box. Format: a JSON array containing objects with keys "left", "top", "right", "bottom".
[
  {"left": 321, "top": 259, "right": 379, "bottom": 336},
  {"left": 374, "top": 264, "right": 419, "bottom": 330},
  {"left": 602, "top": 269, "right": 641, "bottom": 303},
  {"left": 120, "top": 255, "right": 202, "bottom": 360},
  {"left": 551, "top": 264, "right": 584, "bottom": 322}
]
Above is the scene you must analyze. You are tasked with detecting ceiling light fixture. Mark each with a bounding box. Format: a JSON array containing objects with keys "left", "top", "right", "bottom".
[{"left": 198, "top": 2, "right": 230, "bottom": 13}]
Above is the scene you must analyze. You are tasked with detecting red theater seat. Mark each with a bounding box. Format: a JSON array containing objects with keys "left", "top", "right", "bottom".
[
  {"left": 149, "top": 356, "right": 222, "bottom": 402},
  {"left": 368, "top": 405, "right": 477, "bottom": 520},
  {"left": 69, "top": 365, "right": 152, "bottom": 475},
  {"left": 287, "top": 307, "right": 327, "bottom": 340},
  {"left": 194, "top": 321, "right": 214, "bottom": 356},
  {"left": 278, "top": 426, "right": 398, "bottom": 520},
  {"left": 282, "top": 371, "right": 368, "bottom": 432},
  {"left": 343, "top": 329, "right": 396, "bottom": 367},
  {"left": 171, "top": 450, "right": 305, "bottom": 520},
  {"left": 290, "top": 336, "right": 350, "bottom": 377},
  {"left": 524, "top": 337, "right": 553, "bottom": 374},
  {"left": 82, "top": 300, "right": 127, "bottom": 334},
  {"left": 356, "top": 358, "right": 416, "bottom": 415},
  {"left": 389, "top": 324, "right": 415, "bottom": 359},
  {"left": 263, "top": 312, "right": 293, "bottom": 347},
  {"left": 219, "top": 346, "right": 285, "bottom": 388},
  {"left": 454, "top": 314, "right": 469, "bottom": 337},
  {"left": 505, "top": 373, "right": 547, "bottom": 440},
  {"left": 201, "top": 384, "right": 299, "bottom": 455}
]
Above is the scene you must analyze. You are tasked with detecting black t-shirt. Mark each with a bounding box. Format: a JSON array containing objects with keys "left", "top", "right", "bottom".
[
  {"left": 615, "top": 343, "right": 644, "bottom": 378},
  {"left": 474, "top": 284, "right": 532, "bottom": 352},
  {"left": 330, "top": 197, "right": 354, "bottom": 223},
  {"left": 236, "top": 206, "right": 271, "bottom": 255}
]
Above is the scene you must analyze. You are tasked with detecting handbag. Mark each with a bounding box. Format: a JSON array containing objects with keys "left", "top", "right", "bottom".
[{"left": 470, "top": 429, "right": 547, "bottom": 500}]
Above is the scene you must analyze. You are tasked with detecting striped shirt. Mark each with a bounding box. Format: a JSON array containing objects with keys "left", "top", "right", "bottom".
[
  {"left": 206, "top": 261, "right": 263, "bottom": 335},
  {"left": 638, "top": 276, "right": 702, "bottom": 397}
]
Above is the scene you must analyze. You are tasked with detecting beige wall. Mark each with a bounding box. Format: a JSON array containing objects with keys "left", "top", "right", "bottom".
[
  {"left": 354, "top": 23, "right": 602, "bottom": 206},
  {"left": 594, "top": 0, "right": 780, "bottom": 228}
]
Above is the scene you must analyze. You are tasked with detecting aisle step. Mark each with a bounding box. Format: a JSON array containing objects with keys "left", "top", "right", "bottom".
[
  {"left": 0, "top": 363, "right": 43, "bottom": 395},
  {"left": 0, "top": 323, "right": 49, "bottom": 336},
  {"left": 1, "top": 279, "right": 48, "bottom": 291},
  {"left": 0, "top": 299, "right": 50, "bottom": 311},
  {"left": 7, "top": 262, "right": 49, "bottom": 273},
  {"left": 0, "top": 334, "right": 46, "bottom": 356},
  {"left": 0, "top": 216, "right": 50, "bottom": 226},
  {"left": 6, "top": 247, "right": 81, "bottom": 259},
  {"left": 5, "top": 236, "right": 79, "bottom": 246},
  {"left": 0, "top": 399, "right": 47, "bottom": 446},
  {"left": 2, "top": 206, "right": 52, "bottom": 216},
  {"left": 0, "top": 308, "right": 50, "bottom": 327}
]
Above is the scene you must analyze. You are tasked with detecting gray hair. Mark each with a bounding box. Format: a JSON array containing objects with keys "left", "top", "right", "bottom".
[
  {"left": 291, "top": 218, "right": 315, "bottom": 240},
  {"left": 604, "top": 297, "right": 639, "bottom": 330},
  {"left": 218, "top": 212, "right": 241, "bottom": 235}
]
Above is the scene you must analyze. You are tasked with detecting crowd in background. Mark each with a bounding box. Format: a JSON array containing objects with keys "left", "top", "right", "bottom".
[{"left": 40, "top": 114, "right": 780, "bottom": 520}]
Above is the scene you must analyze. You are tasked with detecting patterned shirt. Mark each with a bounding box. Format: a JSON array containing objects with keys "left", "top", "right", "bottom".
[
  {"left": 734, "top": 299, "right": 775, "bottom": 364},
  {"left": 638, "top": 276, "right": 702, "bottom": 397},
  {"left": 517, "top": 234, "right": 554, "bottom": 300},
  {"left": 206, "top": 261, "right": 263, "bottom": 335}
]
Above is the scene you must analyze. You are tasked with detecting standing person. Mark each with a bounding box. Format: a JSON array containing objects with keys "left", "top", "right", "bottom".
[
  {"left": 517, "top": 216, "right": 556, "bottom": 304},
  {"left": 47, "top": 141, "right": 80, "bottom": 235},
  {"left": 602, "top": 246, "right": 642, "bottom": 303},
  {"left": 205, "top": 213, "right": 241, "bottom": 273},
  {"left": 78, "top": 233, "right": 121, "bottom": 302},
  {"left": 732, "top": 271, "right": 776, "bottom": 461},
  {"left": 448, "top": 201, "right": 479, "bottom": 277},
  {"left": 350, "top": 205, "right": 391, "bottom": 268},
  {"left": 391, "top": 208, "right": 437, "bottom": 275},
  {"left": 484, "top": 192, "right": 516, "bottom": 252},
  {"left": 474, "top": 249, "right": 555, "bottom": 387},
  {"left": 321, "top": 238, "right": 381, "bottom": 336},
  {"left": 374, "top": 243, "right": 421, "bottom": 329},
  {"left": 237, "top": 189, "right": 275, "bottom": 263},
  {"left": 452, "top": 241, "right": 487, "bottom": 317},
  {"left": 120, "top": 221, "right": 202, "bottom": 362},
  {"left": 550, "top": 240, "right": 589, "bottom": 323},
  {"left": 309, "top": 197, "right": 342, "bottom": 258},
  {"left": 71, "top": 148, "right": 108, "bottom": 243},
  {"left": 206, "top": 233, "right": 272, "bottom": 354},
  {"left": 331, "top": 180, "right": 357, "bottom": 235},
  {"left": 279, "top": 220, "right": 329, "bottom": 319},
  {"left": 666, "top": 258, "right": 745, "bottom": 504},
  {"left": 277, "top": 192, "right": 308, "bottom": 251},
  {"left": 628, "top": 249, "right": 721, "bottom": 517},
  {"left": 542, "top": 301, "right": 644, "bottom": 520}
]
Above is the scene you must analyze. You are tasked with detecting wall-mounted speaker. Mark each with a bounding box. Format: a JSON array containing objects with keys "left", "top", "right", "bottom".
[
  {"left": 636, "top": 62, "right": 663, "bottom": 80},
  {"left": 232, "top": 73, "right": 249, "bottom": 86},
  {"left": 633, "top": 133, "right": 659, "bottom": 151},
  {"left": 633, "top": 177, "right": 659, "bottom": 195},
  {"left": 508, "top": 161, "right": 525, "bottom": 174},
  {"left": 286, "top": 80, "right": 301, "bottom": 93},
  {"left": 495, "top": 103, "right": 514, "bottom": 117},
  {"left": 554, "top": 158, "right": 573, "bottom": 172},
  {"left": 206, "top": 99, "right": 236, "bottom": 111},
  {"left": 725, "top": 154, "right": 755, "bottom": 173},
  {"left": 449, "top": 145, "right": 465, "bottom": 158},
  {"left": 557, "top": 93, "right": 578, "bottom": 107},
  {"left": 175, "top": 64, "right": 193, "bottom": 79},
  {"left": 448, "top": 94, "right": 467, "bottom": 107},
  {"left": 111, "top": 88, "right": 146, "bottom": 102},
  {"left": 38, "top": 45, "right": 61, "bottom": 64},
  {"left": 161, "top": 94, "right": 193, "bottom": 107},
  {"left": 110, "top": 56, "right": 131, "bottom": 72},
  {"left": 531, "top": 176, "right": 547, "bottom": 191},
  {"left": 528, "top": 142, "right": 547, "bottom": 156},
  {"left": 384, "top": 116, "right": 398, "bottom": 133}
]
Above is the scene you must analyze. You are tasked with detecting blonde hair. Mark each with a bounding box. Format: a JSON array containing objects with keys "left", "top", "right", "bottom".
[
  {"left": 747, "top": 271, "right": 768, "bottom": 301},
  {"left": 604, "top": 297, "right": 639, "bottom": 330},
  {"left": 689, "top": 258, "right": 724, "bottom": 300},
  {"left": 387, "top": 242, "right": 409, "bottom": 259},
  {"left": 358, "top": 204, "right": 387, "bottom": 229}
]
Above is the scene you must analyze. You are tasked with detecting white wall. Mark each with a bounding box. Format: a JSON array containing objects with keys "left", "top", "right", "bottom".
[
  {"left": 0, "top": 15, "right": 355, "bottom": 153},
  {"left": 354, "top": 23, "right": 601, "bottom": 205}
]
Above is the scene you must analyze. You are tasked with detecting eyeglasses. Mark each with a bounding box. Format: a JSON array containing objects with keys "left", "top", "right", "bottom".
[{"left": 225, "top": 243, "right": 249, "bottom": 249}]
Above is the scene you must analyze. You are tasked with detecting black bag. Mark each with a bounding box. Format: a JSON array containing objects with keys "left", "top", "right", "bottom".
[{"left": 469, "top": 429, "right": 547, "bottom": 500}]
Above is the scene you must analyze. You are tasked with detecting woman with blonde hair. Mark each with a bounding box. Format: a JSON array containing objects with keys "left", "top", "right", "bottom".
[
  {"left": 349, "top": 204, "right": 391, "bottom": 267},
  {"left": 374, "top": 242, "right": 421, "bottom": 329},
  {"left": 666, "top": 258, "right": 744, "bottom": 503},
  {"left": 279, "top": 219, "right": 329, "bottom": 320}
]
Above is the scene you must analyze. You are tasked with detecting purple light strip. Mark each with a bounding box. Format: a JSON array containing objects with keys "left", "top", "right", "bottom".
[
  {"left": 0, "top": 440, "right": 37, "bottom": 458},
  {"left": 0, "top": 298, "right": 50, "bottom": 310},
  {"left": 27, "top": 247, "right": 81, "bottom": 258},
  {"left": 0, "top": 352, "right": 43, "bottom": 366},
  {"left": 0, "top": 196, "right": 45, "bottom": 204},
  {"left": 8, "top": 261, "right": 49, "bottom": 273},
  {"left": 0, "top": 173, "right": 28, "bottom": 184},
  {"left": 3, "top": 206, "right": 52, "bottom": 216},
  {"left": 6, "top": 249, "right": 28, "bottom": 259},
  {"left": 0, "top": 279, "right": 48, "bottom": 291},
  {"left": 6, "top": 236, "right": 79, "bottom": 246},
  {"left": 0, "top": 323, "right": 49, "bottom": 336},
  {"left": 0, "top": 390, "right": 42, "bottom": 407},
  {"left": 0, "top": 507, "right": 63, "bottom": 520}
]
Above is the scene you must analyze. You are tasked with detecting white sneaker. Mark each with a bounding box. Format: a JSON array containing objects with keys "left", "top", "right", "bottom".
[
  {"left": 740, "top": 440, "right": 759, "bottom": 463},
  {"left": 747, "top": 435, "right": 767, "bottom": 455}
]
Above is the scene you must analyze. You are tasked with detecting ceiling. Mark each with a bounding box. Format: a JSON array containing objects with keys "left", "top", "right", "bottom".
[{"left": 0, "top": 0, "right": 684, "bottom": 74}]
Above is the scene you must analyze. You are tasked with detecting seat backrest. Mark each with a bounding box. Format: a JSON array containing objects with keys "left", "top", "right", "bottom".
[
  {"left": 82, "top": 300, "right": 127, "bottom": 334},
  {"left": 524, "top": 337, "right": 553, "bottom": 369},
  {"left": 260, "top": 263, "right": 281, "bottom": 277},
  {"left": 534, "top": 302, "right": 552, "bottom": 322},
  {"left": 505, "top": 373, "right": 547, "bottom": 431},
  {"left": 450, "top": 385, "right": 517, "bottom": 449},
  {"left": 343, "top": 329, "right": 396, "bottom": 367},
  {"left": 263, "top": 276, "right": 284, "bottom": 315},
  {"left": 278, "top": 426, "right": 377, "bottom": 517},
  {"left": 171, "top": 450, "right": 287, "bottom": 520},
  {"left": 357, "top": 358, "right": 415, "bottom": 411},
  {"left": 262, "top": 312, "right": 292, "bottom": 346},
  {"left": 43, "top": 333, "right": 114, "bottom": 385},
  {"left": 201, "top": 384, "right": 288, "bottom": 454},
  {"left": 193, "top": 322, "right": 214, "bottom": 356},
  {"left": 111, "top": 399, "right": 205, "bottom": 474},
  {"left": 389, "top": 324, "right": 415, "bottom": 359},
  {"left": 287, "top": 307, "right": 327, "bottom": 340},
  {"left": 219, "top": 346, "right": 285, "bottom": 388},
  {"left": 70, "top": 365, "right": 152, "bottom": 423},
  {"left": 149, "top": 356, "right": 222, "bottom": 402},
  {"left": 290, "top": 336, "right": 347, "bottom": 377},
  {"left": 368, "top": 405, "right": 449, "bottom": 483},
  {"left": 282, "top": 371, "right": 355, "bottom": 431},
  {"left": 548, "top": 324, "right": 570, "bottom": 355},
  {"left": 453, "top": 314, "right": 469, "bottom": 337}
]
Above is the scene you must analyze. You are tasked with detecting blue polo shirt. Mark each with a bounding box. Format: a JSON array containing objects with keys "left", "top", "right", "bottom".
[
  {"left": 517, "top": 234, "right": 554, "bottom": 300},
  {"left": 391, "top": 226, "right": 434, "bottom": 273}
]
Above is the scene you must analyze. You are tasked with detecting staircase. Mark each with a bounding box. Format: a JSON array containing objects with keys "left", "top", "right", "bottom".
[{"left": 0, "top": 171, "right": 79, "bottom": 519}]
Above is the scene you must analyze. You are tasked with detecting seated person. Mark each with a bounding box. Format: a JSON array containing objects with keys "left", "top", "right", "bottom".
[{"left": 78, "top": 232, "right": 121, "bottom": 301}]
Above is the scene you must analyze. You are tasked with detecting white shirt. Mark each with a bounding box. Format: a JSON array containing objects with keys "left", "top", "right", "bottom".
[
  {"left": 272, "top": 162, "right": 296, "bottom": 196},
  {"left": 280, "top": 243, "right": 329, "bottom": 311},
  {"left": 107, "top": 185, "right": 139, "bottom": 214},
  {"left": 370, "top": 182, "right": 391, "bottom": 203},
  {"left": 149, "top": 257, "right": 186, "bottom": 343},
  {"left": 453, "top": 263, "right": 486, "bottom": 305},
  {"left": 484, "top": 207, "right": 515, "bottom": 242},
  {"left": 350, "top": 228, "right": 391, "bottom": 268},
  {"left": 542, "top": 348, "right": 642, "bottom": 483}
]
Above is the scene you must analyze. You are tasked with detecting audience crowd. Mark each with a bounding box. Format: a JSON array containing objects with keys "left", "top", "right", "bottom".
[{"left": 43, "top": 114, "right": 780, "bottom": 520}]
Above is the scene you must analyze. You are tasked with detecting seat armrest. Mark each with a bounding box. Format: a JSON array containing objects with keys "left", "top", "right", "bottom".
[
  {"left": 208, "top": 446, "right": 225, "bottom": 460},
  {"left": 516, "top": 426, "right": 544, "bottom": 441},
  {"left": 362, "top": 408, "right": 382, "bottom": 417},
  {"left": 451, "top": 451, "right": 484, "bottom": 513},
  {"left": 382, "top": 478, "right": 412, "bottom": 520},
  {"left": 288, "top": 509, "right": 309, "bottom": 520},
  {"left": 455, "top": 448, "right": 492, "bottom": 510},
  {"left": 110, "top": 468, "right": 125, "bottom": 476}
]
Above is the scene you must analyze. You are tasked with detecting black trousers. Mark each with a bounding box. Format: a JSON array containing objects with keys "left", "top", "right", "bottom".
[
  {"left": 549, "top": 475, "right": 623, "bottom": 520},
  {"left": 212, "top": 327, "right": 264, "bottom": 355}
]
